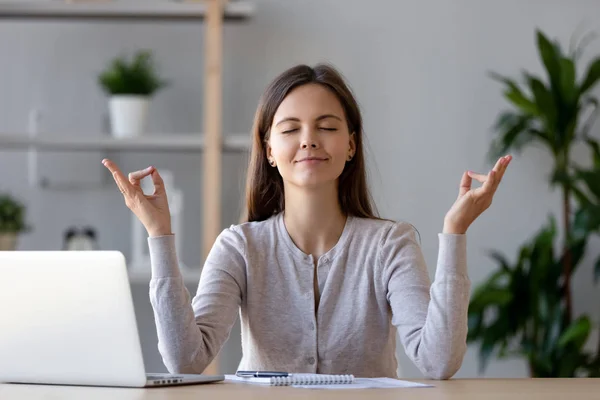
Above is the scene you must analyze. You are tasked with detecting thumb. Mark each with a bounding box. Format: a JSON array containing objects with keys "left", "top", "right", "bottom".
[
  {"left": 458, "top": 171, "right": 472, "bottom": 198},
  {"left": 150, "top": 168, "right": 165, "bottom": 195}
]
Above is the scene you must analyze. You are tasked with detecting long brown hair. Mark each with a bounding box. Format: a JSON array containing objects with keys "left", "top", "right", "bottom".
[{"left": 243, "top": 63, "right": 379, "bottom": 223}]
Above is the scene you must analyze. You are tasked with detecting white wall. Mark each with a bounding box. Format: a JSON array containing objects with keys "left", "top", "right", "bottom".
[{"left": 1, "top": 0, "right": 599, "bottom": 378}]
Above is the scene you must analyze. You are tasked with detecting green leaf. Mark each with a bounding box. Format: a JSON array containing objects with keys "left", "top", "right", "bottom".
[
  {"left": 488, "top": 250, "right": 512, "bottom": 273},
  {"left": 98, "top": 50, "right": 167, "bottom": 96},
  {"left": 467, "top": 312, "right": 483, "bottom": 342},
  {"left": 490, "top": 72, "right": 538, "bottom": 115},
  {"left": 580, "top": 56, "right": 600, "bottom": 94},
  {"left": 559, "top": 238, "right": 587, "bottom": 276},
  {"left": 505, "top": 89, "right": 539, "bottom": 115},
  {"left": 469, "top": 287, "right": 513, "bottom": 315},
  {"left": 560, "top": 57, "right": 577, "bottom": 105},
  {"left": 0, "top": 193, "right": 29, "bottom": 233},
  {"left": 488, "top": 115, "right": 534, "bottom": 161},
  {"left": 573, "top": 205, "right": 600, "bottom": 237},
  {"left": 585, "top": 137, "right": 600, "bottom": 167},
  {"left": 527, "top": 76, "right": 556, "bottom": 129},
  {"left": 493, "top": 111, "right": 520, "bottom": 131},
  {"left": 575, "top": 169, "right": 600, "bottom": 200},
  {"left": 558, "top": 316, "right": 591, "bottom": 350},
  {"left": 536, "top": 30, "right": 562, "bottom": 93}
]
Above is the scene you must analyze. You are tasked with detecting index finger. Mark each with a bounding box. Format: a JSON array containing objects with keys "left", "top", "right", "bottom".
[
  {"left": 493, "top": 155, "right": 511, "bottom": 183},
  {"left": 102, "top": 158, "right": 134, "bottom": 196}
]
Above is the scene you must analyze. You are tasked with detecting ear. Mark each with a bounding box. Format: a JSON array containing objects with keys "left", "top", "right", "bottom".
[
  {"left": 265, "top": 139, "right": 277, "bottom": 167},
  {"left": 349, "top": 132, "right": 357, "bottom": 157}
]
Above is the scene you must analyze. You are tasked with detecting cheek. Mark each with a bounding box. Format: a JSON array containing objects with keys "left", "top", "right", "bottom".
[
  {"left": 270, "top": 138, "right": 296, "bottom": 160},
  {"left": 328, "top": 137, "right": 351, "bottom": 160}
]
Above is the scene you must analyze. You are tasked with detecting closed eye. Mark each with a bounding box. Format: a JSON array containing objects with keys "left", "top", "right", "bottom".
[
  {"left": 320, "top": 128, "right": 337, "bottom": 131},
  {"left": 282, "top": 128, "right": 298, "bottom": 134}
]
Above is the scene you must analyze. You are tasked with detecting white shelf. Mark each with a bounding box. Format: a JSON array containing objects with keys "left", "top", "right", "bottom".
[
  {"left": 0, "top": 1, "right": 254, "bottom": 21},
  {"left": 0, "top": 132, "right": 251, "bottom": 152},
  {"left": 128, "top": 268, "right": 200, "bottom": 285}
]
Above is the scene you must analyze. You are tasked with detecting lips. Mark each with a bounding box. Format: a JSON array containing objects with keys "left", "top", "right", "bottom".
[{"left": 297, "top": 157, "right": 327, "bottom": 163}]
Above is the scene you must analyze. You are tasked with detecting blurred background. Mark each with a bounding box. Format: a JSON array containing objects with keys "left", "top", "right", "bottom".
[{"left": 1, "top": 0, "right": 600, "bottom": 379}]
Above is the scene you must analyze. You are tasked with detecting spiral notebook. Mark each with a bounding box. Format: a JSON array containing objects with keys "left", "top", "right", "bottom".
[{"left": 226, "top": 373, "right": 355, "bottom": 386}]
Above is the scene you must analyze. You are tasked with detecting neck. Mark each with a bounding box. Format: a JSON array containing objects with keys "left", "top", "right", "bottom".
[{"left": 282, "top": 182, "right": 347, "bottom": 258}]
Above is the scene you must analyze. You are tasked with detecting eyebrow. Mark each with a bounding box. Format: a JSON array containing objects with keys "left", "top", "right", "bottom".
[{"left": 275, "top": 114, "right": 343, "bottom": 126}]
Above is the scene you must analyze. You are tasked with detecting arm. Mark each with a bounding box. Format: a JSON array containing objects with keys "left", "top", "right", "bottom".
[
  {"left": 381, "top": 222, "right": 470, "bottom": 380},
  {"left": 148, "top": 228, "right": 246, "bottom": 374}
]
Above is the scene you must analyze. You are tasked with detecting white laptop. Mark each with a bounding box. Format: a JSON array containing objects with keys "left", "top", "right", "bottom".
[{"left": 0, "top": 251, "right": 224, "bottom": 388}]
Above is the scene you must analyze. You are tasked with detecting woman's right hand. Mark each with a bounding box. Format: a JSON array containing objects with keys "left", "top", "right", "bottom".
[{"left": 102, "top": 158, "right": 173, "bottom": 237}]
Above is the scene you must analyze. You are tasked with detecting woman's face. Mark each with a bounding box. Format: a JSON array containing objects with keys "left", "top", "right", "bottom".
[{"left": 266, "top": 83, "right": 356, "bottom": 190}]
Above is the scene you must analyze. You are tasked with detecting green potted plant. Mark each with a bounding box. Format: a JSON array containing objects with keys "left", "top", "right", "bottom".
[
  {"left": 467, "top": 28, "right": 600, "bottom": 377},
  {"left": 98, "top": 49, "right": 168, "bottom": 138},
  {"left": 0, "top": 194, "right": 30, "bottom": 251}
]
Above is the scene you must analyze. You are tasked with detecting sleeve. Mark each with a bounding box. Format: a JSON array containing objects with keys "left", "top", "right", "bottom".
[
  {"left": 380, "top": 222, "right": 470, "bottom": 379},
  {"left": 148, "top": 227, "right": 246, "bottom": 374}
]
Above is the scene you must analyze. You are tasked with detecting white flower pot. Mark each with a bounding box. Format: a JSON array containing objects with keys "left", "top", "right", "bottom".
[
  {"left": 0, "top": 233, "right": 18, "bottom": 251},
  {"left": 109, "top": 95, "right": 150, "bottom": 138}
]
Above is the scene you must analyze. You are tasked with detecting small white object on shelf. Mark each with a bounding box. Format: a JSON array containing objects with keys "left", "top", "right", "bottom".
[{"left": 109, "top": 95, "right": 150, "bottom": 138}]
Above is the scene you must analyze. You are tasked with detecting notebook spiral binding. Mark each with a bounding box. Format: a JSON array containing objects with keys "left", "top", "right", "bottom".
[{"left": 270, "top": 374, "right": 355, "bottom": 386}]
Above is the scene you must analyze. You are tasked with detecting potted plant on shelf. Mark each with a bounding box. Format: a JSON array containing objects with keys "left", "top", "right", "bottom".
[
  {"left": 0, "top": 193, "right": 30, "bottom": 251},
  {"left": 467, "top": 28, "right": 600, "bottom": 377},
  {"left": 98, "top": 49, "right": 168, "bottom": 138}
]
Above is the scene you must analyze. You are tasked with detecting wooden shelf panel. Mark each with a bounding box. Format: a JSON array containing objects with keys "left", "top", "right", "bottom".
[
  {"left": 0, "top": 1, "right": 254, "bottom": 21},
  {"left": 0, "top": 132, "right": 251, "bottom": 152}
]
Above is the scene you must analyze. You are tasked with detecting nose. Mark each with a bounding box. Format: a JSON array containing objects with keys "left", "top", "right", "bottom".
[{"left": 300, "top": 130, "right": 319, "bottom": 149}]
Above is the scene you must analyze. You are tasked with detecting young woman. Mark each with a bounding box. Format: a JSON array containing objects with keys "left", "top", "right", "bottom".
[{"left": 102, "top": 64, "right": 511, "bottom": 380}]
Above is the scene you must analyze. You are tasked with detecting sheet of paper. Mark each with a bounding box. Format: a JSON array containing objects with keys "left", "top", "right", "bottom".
[{"left": 293, "top": 377, "right": 433, "bottom": 389}]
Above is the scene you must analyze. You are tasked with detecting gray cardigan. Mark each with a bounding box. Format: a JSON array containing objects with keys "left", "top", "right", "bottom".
[{"left": 147, "top": 212, "right": 470, "bottom": 379}]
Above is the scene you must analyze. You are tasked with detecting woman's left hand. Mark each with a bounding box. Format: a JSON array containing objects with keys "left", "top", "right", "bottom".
[{"left": 443, "top": 155, "right": 512, "bottom": 234}]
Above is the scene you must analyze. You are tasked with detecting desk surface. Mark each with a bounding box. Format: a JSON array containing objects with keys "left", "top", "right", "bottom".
[{"left": 1, "top": 378, "right": 598, "bottom": 399}]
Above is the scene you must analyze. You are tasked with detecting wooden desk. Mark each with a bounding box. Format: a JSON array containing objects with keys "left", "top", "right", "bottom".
[{"left": 1, "top": 378, "right": 598, "bottom": 399}]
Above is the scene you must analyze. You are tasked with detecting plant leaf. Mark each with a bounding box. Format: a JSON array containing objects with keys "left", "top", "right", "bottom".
[
  {"left": 559, "top": 237, "right": 587, "bottom": 276},
  {"left": 527, "top": 76, "right": 556, "bottom": 131},
  {"left": 560, "top": 57, "right": 577, "bottom": 105},
  {"left": 488, "top": 250, "right": 512, "bottom": 273},
  {"left": 585, "top": 137, "right": 600, "bottom": 167},
  {"left": 490, "top": 72, "right": 538, "bottom": 115},
  {"left": 536, "top": 30, "right": 562, "bottom": 95},
  {"left": 469, "top": 287, "right": 513, "bottom": 315},
  {"left": 488, "top": 115, "right": 534, "bottom": 161},
  {"left": 573, "top": 205, "right": 600, "bottom": 238},
  {"left": 575, "top": 169, "right": 600, "bottom": 200},
  {"left": 557, "top": 316, "right": 591, "bottom": 350},
  {"left": 580, "top": 56, "right": 600, "bottom": 94}
]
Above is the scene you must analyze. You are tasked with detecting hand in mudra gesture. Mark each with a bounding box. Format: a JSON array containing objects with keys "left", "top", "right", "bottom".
[
  {"left": 443, "top": 155, "right": 512, "bottom": 234},
  {"left": 102, "top": 158, "right": 172, "bottom": 237}
]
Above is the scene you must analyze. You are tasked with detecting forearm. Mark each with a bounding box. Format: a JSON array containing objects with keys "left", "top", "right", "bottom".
[
  {"left": 417, "top": 234, "right": 470, "bottom": 379},
  {"left": 148, "top": 236, "right": 214, "bottom": 373}
]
